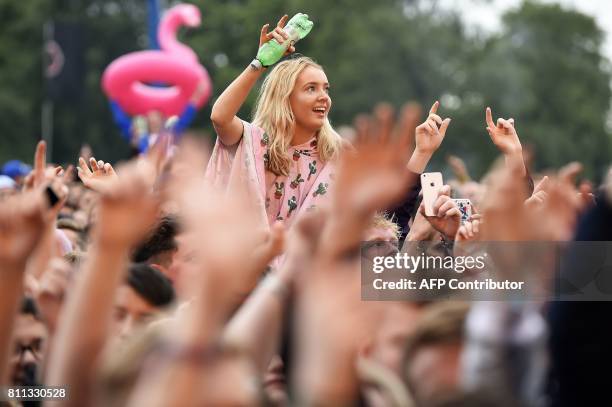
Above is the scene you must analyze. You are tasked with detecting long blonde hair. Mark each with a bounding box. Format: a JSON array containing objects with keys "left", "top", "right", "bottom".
[{"left": 252, "top": 56, "right": 342, "bottom": 176}]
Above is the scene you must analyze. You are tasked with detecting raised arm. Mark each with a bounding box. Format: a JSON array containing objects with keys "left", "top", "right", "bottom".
[
  {"left": 45, "top": 164, "right": 159, "bottom": 407},
  {"left": 485, "top": 107, "right": 526, "bottom": 174},
  {"left": 210, "top": 15, "right": 293, "bottom": 146},
  {"left": 293, "top": 108, "right": 417, "bottom": 404},
  {"left": 126, "top": 140, "right": 273, "bottom": 407},
  {"left": 222, "top": 219, "right": 318, "bottom": 374},
  {"left": 408, "top": 100, "right": 451, "bottom": 173},
  {"left": 388, "top": 101, "right": 450, "bottom": 240},
  {"left": 0, "top": 192, "right": 46, "bottom": 384},
  {"left": 485, "top": 107, "right": 534, "bottom": 195}
]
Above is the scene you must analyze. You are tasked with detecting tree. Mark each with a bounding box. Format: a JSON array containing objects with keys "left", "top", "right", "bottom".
[
  {"left": 441, "top": 1, "right": 611, "bottom": 178},
  {"left": 0, "top": 0, "right": 609, "bottom": 180}
]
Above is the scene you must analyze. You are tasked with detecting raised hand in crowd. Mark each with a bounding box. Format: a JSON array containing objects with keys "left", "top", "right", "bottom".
[
  {"left": 395, "top": 102, "right": 422, "bottom": 154},
  {"left": 525, "top": 162, "right": 594, "bottom": 226},
  {"left": 0, "top": 191, "right": 47, "bottom": 275},
  {"left": 327, "top": 104, "right": 414, "bottom": 257},
  {"left": 525, "top": 175, "right": 550, "bottom": 208},
  {"left": 210, "top": 14, "right": 295, "bottom": 146},
  {"left": 18, "top": 141, "right": 70, "bottom": 280},
  {"left": 222, "top": 211, "right": 319, "bottom": 403},
  {"left": 124, "top": 141, "right": 269, "bottom": 407},
  {"left": 77, "top": 156, "right": 117, "bottom": 193},
  {"left": 169, "top": 140, "right": 271, "bottom": 305},
  {"left": 22, "top": 140, "right": 69, "bottom": 217},
  {"left": 408, "top": 101, "right": 451, "bottom": 173},
  {"left": 479, "top": 166, "right": 532, "bottom": 241},
  {"left": 558, "top": 161, "right": 595, "bottom": 211},
  {"left": 22, "top": 141, "right": 63, "bottom": 191},
  {"left": 455, "top": 214, "right": 483, "bottom": 242},
  {"left": 406, "top": 209, "right": 437, "bottom": 242},
  {"left": 259, "top": 14, "right": 296, "bottom": 56},
  {"left": 418, "top": 185, "right": 461, "bottom": 240},
  {"left": 0, "top": 191, "right": 47, "bottom": 384},
  {"left": 485, "top": 107, "right": 527, "bottom": 176},
  {"left": 293, "top": 106, "right": 419, "bottom": 405},
  {"left": 46, "top": 160, "right": 160, "bottom": 407}
]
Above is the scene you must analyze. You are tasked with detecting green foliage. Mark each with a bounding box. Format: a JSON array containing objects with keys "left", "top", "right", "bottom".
[{"left": 0, "top": 0, "right": 610, "bottom": 179}]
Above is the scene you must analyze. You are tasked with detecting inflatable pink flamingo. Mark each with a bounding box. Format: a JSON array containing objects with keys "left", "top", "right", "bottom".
[{"left": 102, "top": 4, "right": 212, "bottom": 116}]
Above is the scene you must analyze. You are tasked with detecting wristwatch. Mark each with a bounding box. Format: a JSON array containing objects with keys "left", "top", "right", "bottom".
[{"left": 250, "top": 58, "right": 263, "bottom": 70}]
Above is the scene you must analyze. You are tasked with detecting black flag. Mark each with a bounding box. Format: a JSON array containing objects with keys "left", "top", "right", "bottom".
[{"left": 44, "top": 21, "right": 85, "bottom": 102}]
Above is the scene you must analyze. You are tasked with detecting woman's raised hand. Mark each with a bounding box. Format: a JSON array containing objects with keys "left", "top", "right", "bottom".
[{"left": 259, "top": 15, "right": 296, "bottom": 55}]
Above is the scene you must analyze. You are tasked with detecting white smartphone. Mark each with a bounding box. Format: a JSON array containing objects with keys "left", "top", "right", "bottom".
[
  {"left": 421, "top": 172, "right": 443, "bottom": 216},
  {"left": 452, "top": 198, "right": 473, "bottom": 225}
]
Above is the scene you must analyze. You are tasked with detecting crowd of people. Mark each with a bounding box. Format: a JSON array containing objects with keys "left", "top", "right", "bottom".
[{"left": 1, "top": 14, "right": 611, "bottom": 407}]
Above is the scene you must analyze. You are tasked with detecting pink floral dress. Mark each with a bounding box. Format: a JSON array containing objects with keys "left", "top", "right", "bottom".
[
  {"left": 258, "top": 131, "right": 329, "bottom": 225},
  {"left": 206, "top": 121, "right": 334, "bottom": 230}
]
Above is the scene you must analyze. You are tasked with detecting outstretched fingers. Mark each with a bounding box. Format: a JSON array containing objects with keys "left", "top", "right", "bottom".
[
  {"left": 439, "top": 118, "right": 451, "bottom": 138},
  {"left": 533, "top": 176, "right": 550, "bottom": 194},
  {"left": 485, "top": 107, "right": 495, "bottom": 129},
  {"left": 89, "top": 157, "right": 100, "bottom": 173},
  {"left": 277, "top": 14, "right": 289, "bottom": 28},
  {"left": 429, "top": 101, "right": 440, "bottom": 115},
  {"left": 103, "top": 163, "right": 116, "bottom": 177},
  {"left": 426, "top": 101, "right": 451, "bottom": 138},
  {"left": 34, "top": 140, "right": 46, "bottom": 185},
  {"left": 77, "top": 157, "right": 92, "bottom": 177}
]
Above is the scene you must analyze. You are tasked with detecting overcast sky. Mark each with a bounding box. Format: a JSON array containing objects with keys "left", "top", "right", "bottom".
[{"left": 440, "top": 0, "right": 612, "bottom": 60}]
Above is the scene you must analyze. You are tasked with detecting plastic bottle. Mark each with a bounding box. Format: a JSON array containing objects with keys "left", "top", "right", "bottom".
[{"left": 254, "top": 13, "right": 314, "bottom": 68}]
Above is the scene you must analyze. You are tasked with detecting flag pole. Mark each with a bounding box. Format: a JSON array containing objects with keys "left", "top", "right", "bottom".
[{"left": 42, "top": 21, "right": 55, "bottom": 161}]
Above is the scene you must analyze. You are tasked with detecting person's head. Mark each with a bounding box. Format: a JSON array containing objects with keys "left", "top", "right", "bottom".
[
  {"left": 0, "top": 175, "right": 17, "bottom": 200},
  {"left": 8, "top": 297, "right": 49, "bottom": 386},
  {"left": 132, "top": 215, "right": 180, "bottom": 277},
  {"left": 2, "top": 159, "right": 32, "bottom": 183},
  {"left": 365, "top": 213, "right": 401, "bottom": 243},
  {"left": 112, "top": 263, "right": 175, "bottom": 340},
  {"left": 362, "top": 213, "right": 401, "bottom": 260},
  {"left": 403, "top": 302, "right": 470, "bottom": 405},
  {"left": 253, "top": 56, "right": 342, "bottom": 176},
  {"left": 57, "top": 218, "right": 87, "bottom": 251}
]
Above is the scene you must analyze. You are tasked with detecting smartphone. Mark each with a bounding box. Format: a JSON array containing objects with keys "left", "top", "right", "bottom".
[
  {"left": 421, "top": 172, "right": 443, "bottom": 216},
  {"left": 453, "top": 198, "right": 472, "bottom": 225}
]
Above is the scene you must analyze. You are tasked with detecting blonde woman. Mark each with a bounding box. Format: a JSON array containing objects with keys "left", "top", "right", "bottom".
[{"left": 208, "top": 15, "right": 342, "bottom": 228}]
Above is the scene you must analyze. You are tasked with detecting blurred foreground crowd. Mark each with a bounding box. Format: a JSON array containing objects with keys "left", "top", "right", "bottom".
[{"left": 1, "top": 100, "right": 610, "bottom": 407}]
